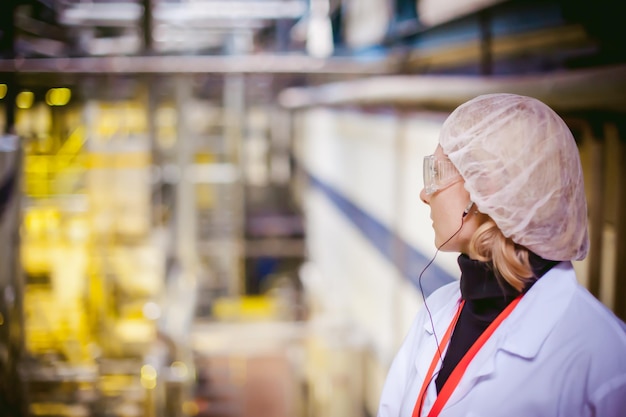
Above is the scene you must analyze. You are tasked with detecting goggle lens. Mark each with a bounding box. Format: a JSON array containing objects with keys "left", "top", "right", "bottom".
[{"left": 423, "top": 155, "right": 461, "bottom": 195}]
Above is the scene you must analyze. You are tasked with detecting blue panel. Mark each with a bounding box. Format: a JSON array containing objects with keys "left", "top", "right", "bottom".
[
  {"left": 307, "top": 173, "right": 455, "bottom": 297},
  {"left": 413, "top": 19, "right": 481, "bottom": 50},
  {"left": 409, "top": 1, "right": 568, "bottom": 52},
  {"left": 491, "top": 2, "right": 564, "bottom": 36}
]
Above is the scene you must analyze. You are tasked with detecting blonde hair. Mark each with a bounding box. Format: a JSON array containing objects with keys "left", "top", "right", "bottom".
[{"left": 469, "top": 220, "right": 534, "bottom": 292}]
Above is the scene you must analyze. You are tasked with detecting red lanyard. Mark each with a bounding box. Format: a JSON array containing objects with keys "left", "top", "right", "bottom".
[{"left": 412, "top": 295, "right": 523, "bottom": 417}]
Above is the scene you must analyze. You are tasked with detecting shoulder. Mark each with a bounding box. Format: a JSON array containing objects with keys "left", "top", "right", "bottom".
[
  {"left": 505, "top": 263, "right": 626, "bottom": 414},
  {"left": 561, "top": 283, "right": 626, "bottom": 358},
  {"left": 533, "top": 263, "right": 626, "bottom": 341},
  {"left": 538, "top": 264, "right": 626, "bottom": 379},
  {"left": 508, "top": 262, "right": 626, "bottom": 362},
  {"left": 553, "top": 265, "right": 626, "bottom": 345},
  {"left": 558, "top": 278, "right": 626, "bottom": 413}
]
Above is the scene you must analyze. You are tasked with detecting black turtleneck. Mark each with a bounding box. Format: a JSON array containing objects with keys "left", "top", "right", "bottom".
[{"left": 434, "top": 253, "right": 559, "bottom": 393}]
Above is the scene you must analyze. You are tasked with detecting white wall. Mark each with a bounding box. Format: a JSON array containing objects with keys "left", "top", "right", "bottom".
[
  {"left": 296, "top": 107, "right": 464, "bottom": 412},
  {"left": 297, "top": 107, "right": 466, "bottom": 345},
  {"left": 301, "top": 108, "right": 399, "bottom": 226}
]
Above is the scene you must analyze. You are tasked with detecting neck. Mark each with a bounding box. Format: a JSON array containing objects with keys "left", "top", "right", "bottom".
[{"left": 457, "top": 253, "right": 558, "bottom": 320}]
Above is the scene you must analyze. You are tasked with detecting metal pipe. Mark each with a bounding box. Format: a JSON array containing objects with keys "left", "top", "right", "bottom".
[
  {"left": 478, "top": 10, "right": 493, "bottom": 75},
  {"left": 59, "top": 1, "right": 308, "bottom": 26},
  {"left": 175, "top": 75, "right": 197, "bottom": 276},
  {"left": 223, "top": 72, "right": 246, "bottom": 296},
  {"left": 0, "top": 55, "right": 396, "bottom": 75},
  {"left": 278, "top": 64, "right": 626, "bottom": 113},
  {"left": 586, "top": 119, "right": 606, "bottom": 298},
  {"left": 0, "top": 0, "right": 17, "bottom": 135},
  {"left": 0, "top": 134, "right": 24, "bottom": 415},
  {"left": 613, "top": 120, "right": 626, "bottom": 320},
  {"left": 142, "top": 0, "right": 154, "bottom": 53},
  {"left": 0, "top": 0, "right": 16, "bottom": 59},
  {"left": 3, "top": 75, "right": 16, "bottom": 135},
  {"left": 145, "top": 77, "right": 160, "bottom": 229}
]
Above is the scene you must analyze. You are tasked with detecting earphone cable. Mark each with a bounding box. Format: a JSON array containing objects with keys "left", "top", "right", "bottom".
[{"left": 417, "top": 216, "right": 466, "bottom": 364}]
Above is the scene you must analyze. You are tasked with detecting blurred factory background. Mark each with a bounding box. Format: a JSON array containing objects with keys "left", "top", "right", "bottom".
[{"left": 0, "top": 0, "right": 624, "bottom": 416}]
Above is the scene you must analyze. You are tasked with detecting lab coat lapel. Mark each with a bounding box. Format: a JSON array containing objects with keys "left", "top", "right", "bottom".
[
  {"left": 415, "top": 297, "right": 463, "bottom": 414},
  {"left": 441, "top": 332, "right": 503, "bottom": 407},
  {"left": 417, "top": 297, "right": 462, "bottom": 376}
]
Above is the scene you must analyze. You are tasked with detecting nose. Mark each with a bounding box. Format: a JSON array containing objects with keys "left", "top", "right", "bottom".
[{"left": 419, "top": 188, "right": 430, "bottom": 205}]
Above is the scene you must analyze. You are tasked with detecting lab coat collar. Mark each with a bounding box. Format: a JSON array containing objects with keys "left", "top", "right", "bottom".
[
  {"left": 418, "top": 293, "right": 463, "bottom": 380},
  {"left": 446, "top": 261, "right": 577, "bottom": 409},
  {"left": 414, "top": 262, "right": 577, "bottom": 413},
  {"left": 423, "top": 295, "right": 462, "bottom": 336}
]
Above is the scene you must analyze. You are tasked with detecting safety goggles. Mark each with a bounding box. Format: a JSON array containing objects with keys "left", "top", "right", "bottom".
[{"left": 423, "top": 154, "right": 462, "bottom": 195}]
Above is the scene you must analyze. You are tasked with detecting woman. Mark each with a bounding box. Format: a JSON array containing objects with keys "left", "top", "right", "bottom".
[{"left": 377, "top": 94, "right": 626, "bottom": 417}]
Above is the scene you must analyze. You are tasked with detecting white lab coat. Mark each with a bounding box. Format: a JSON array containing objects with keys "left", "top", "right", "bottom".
[{"left": 377, "top": 261, "right": 626, "bottom": 417}]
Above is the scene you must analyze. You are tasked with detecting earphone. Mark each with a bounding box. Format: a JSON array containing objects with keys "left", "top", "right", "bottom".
[{"left": 462, "top": 201, "right": 475, "bottom": 218}]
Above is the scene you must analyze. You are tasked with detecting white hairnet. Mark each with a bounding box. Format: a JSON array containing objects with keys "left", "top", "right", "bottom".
[{"left": 439, "top": 93, "right": 589, "bottom": 261}]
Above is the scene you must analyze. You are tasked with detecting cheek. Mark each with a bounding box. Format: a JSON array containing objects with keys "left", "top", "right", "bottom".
[
  {"left": 431, "top": 205, "right": 454, "bottom": 238},
  {"left": 431, "top": 201, "right": 464, "bottom": 242},
  {"left": 432, "top": 200, "right": 458, "bottom": 225}
]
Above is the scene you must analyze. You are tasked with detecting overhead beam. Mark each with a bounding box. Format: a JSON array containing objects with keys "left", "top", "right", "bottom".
[
  {"left": 59, "top": 1, "right": 308, "bottom": 26},
  {"left": 0, "top": 55, "right": 398, "bottom": 75},
  {"left": 278, "top": 64, "right": 626, "bottom": 113}
]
